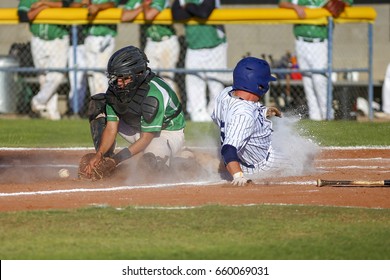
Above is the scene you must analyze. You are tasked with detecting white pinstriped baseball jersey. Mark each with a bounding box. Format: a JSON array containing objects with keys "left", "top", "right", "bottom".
[{"left": 211, "top": 86, "right": 281, "bottom": 175}]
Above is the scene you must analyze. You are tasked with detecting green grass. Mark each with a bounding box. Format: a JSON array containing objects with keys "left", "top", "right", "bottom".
[
  {"left": 1, "top": 205, "right": 389, "bottom": 260},
  {"left": 1, "top": 118, "right": 390, "bottom": 260},
  {"left": 1, "top": 118, "right": 390, "bottom": 147},
  {"left": 297, "top": 120, "right": 390, "bottom": 146}
]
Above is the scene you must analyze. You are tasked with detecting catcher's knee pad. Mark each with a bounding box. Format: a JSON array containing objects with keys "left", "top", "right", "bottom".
[
  {"left": 137, "top": 152, "right": 169, "bottom": 173},
  {"left": 89, "top": 117, "right": 115, "bottom": 157},
  {"left": 88, "top": 93, "right": 107, "bottom": 122}
]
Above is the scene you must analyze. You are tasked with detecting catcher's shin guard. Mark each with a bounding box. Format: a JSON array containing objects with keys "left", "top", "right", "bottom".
[
  {"left": 88, "top": 93, "right": 115, "bottom": 157},
  {"left": 89, "top": 116, "right": 116, "bottom": 157}
]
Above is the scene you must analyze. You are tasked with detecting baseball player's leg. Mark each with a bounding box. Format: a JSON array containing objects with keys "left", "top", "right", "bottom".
[
  {"left": 382, "top": 63, "right": 390, "bottom": 114},
  {"left": 159, "top": 36, "right": 180, "bottom": 92},
  {"left": 296, "top": 40, "right": 322, "bottom": 120},
  {"left": 44, "top": 93, "right": 60, "bottom": 120},
  {"left": 144, "top": 129, "right": 184, "bottom": 159},
  {"left": 30, "top": 37, "right": 49, "bottom": 111},
  {"left": 145, "top": 38, "right": 180, "bottom": 93},
  {"left": 205, "top": 43, "right": 228, "bottom": 114},
  {"left": 312, "top": 41, "right": 331, "bottom": 120},
  {"left": 94, "top": 36, "right": 114, "bottom": 94},
  {"left": 84, "top": 36, "right": 113, "bottom": 96},
  {"left": 144, "top": 40, "right": 160, "bottom": 70},
  {"left": 140, "top": 129, "right": 185, "bottom": 172},
  {"left": 185, "top": 49, "right": 211, "bottom": 122},
  {"left": 312, "top": 73, "right": 329, "bottom": 120},
  {"left": 117, "top": 120, "right": 140, "bottom": 145},
  {"left": 243, "top": 146, "right": 293, "bottom": 179},
  {"left": 31, "top": 37, "right": 69, "bottom": 119},
  {"left": 68, "top": 44, "right": 88, "bottom": 114}
]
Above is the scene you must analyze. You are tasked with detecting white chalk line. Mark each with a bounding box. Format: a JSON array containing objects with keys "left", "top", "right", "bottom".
[
  {"left": 318, "top": 157, "right": 390, "bottom": 162},
  {"left": 0, "top": 180, "right": 224, "bottom": 197},
  {"left": 0, "top": 180, "right": 318, "bottom": 198},
  {"left": 0, "top": 146, "right": 388, "bottom": 200},
  {"left": 0, "top": 164, "right": 78, "bottom": 168}
]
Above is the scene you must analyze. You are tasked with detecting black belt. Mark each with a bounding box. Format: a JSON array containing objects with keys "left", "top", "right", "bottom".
[
  {"left": 149, "top": 35, "right": 171, "bottom": 42},
  {"left": 297, "top": 36, "right": 325, "bottom": 43}
]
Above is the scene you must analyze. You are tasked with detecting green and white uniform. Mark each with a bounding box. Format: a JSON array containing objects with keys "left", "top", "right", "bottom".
[
  {"left": 18, "top": 0, "right": 69, "bottom": 40},
  {"left": 107, "top": 76, "right": 186, "bottom": 160},
  {"left": 124, "top": 0, "right": 180, "bottom": 91},
  {"left": 173, "top": 0, "right": 228, "bottom": 122},
  {"left": 280, "top": 0, "right": 353, "bottom": 121},
  {"left": 286, "top": 0, "right": 353, "bottom": 40},
  {"left": 18, "top": 0, "right": 70, "bottom": 120},
  {"left": 75, "top": 0, "right": 119, "bottom": 96}
]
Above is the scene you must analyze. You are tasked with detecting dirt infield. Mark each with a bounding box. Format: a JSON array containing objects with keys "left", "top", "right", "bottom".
[{"left": 1, "top": 147, "right": 390, "bottom": 212}]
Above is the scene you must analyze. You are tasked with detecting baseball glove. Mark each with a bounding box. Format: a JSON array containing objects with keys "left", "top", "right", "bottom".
[
  {"left": 324, "top": 0, "right": 346, "bottom": 18},
  {"left": 78, "top": 153, "right": 116, "bottom": 181}
]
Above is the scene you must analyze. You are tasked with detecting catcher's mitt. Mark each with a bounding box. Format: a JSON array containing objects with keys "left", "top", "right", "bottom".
[
  {"left": 324, "top": 0, "right": 346, "bottom": 18},
  {"left": 78, "top": 153, "right": 116, "bottom": 181}
]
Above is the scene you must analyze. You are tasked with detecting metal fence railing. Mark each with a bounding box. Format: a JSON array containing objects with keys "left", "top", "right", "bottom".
[{"left": 0, "top": 7, "right": 377, "bottom": 120}]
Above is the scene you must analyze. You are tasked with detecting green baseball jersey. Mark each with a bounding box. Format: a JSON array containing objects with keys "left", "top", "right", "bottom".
[
  {"left": 18, "top": 0, "right": 69, "bottom": 40},
  {"left": 280, "top": 0, "right": 353, "bottom": 39},
  {"left": 182, "top": 0, "right": 226, "bottom": 49},
  {"left": 106, "top": 76, "right": 185, "bottom": 132},
  {"left": 124, "top": 0, "right": 175, "bottom": 41},
  {"left": 75, "top": 0, "right": 119, "bottom": 36}
]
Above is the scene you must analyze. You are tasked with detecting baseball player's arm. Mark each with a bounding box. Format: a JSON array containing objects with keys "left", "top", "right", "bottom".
[
  {"left": 100, "top": 131, "right": 156, "bottom": 167},
  {"left": 121, "top": 6, "right": 143, "bottom": 21},
  {"left": 87, "top": 1, "right": 115, "bottom": 17},
  {"left": 226, "top": 161, "right": 242, "bottom": 177},
  {"left": 142, "top": 0, "right": 160, "bottom": 21},
  {"left": 278, "top": 1, "right": 306, "bottom": 19},
  {"left": 84, "top": 120, "right": 119, "bottom": 176},
  {"left": 221, "top": 144, "right": 252, "bottom": 187},
  {"left": 70, "top": 0, "right": 89, "bottom": 8},
  {"left": 31, "top": 1, "right": 63, "bottom": 10},
  {"left": 19, "top": 3, "right": 50, "bottom": 22},
  {"left": 128, "top": 131, "right": 155, "bottom": 157},
  {"left": 266, "top": 107, "right": 282, "bottom": 118}
]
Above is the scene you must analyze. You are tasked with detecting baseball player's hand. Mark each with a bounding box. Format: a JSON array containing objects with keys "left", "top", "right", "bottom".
[
  {"left": 266, "top": 107, "right": 282, "bottom": 118},
  {"left": 232, "top": 172, "right": 252, "bottom": 186},
  {"left": 84, "top": 152, "right": 103, "bottom": 176},
  {"left": 294, "top": 5, "right": 306, "bottom": 18},
  {"left": 87, "top": 4, "right": 99, "bottom": 16}
]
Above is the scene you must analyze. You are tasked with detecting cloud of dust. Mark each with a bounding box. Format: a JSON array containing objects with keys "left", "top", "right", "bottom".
[
  {"left": 121, "top": 117, "right": 320, "bottom": 185},
  {"left": 271, "top": 115, "right": 320, "bottom": 176}
]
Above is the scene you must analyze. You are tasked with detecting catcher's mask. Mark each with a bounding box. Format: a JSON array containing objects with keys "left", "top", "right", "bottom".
[
  {"left": 106, "top": 45, "right": 150, "bottom": 101},
  {"left": 232, "top": 57, "right": 276, "bottom": 97}
]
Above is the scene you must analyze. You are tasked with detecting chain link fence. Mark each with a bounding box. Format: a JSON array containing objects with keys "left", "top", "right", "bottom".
[{"left": 0, "top": 9, "right": 374, "bottom": 121}]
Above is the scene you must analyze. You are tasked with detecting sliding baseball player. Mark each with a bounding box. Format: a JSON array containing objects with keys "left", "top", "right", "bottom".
[{"left": 211, "top": 57, "right": 286, "bottom": 186}]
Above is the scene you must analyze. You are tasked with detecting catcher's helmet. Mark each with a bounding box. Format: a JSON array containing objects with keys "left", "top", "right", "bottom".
[
  {"left": 232, "top": 57, "right": 276, "bottom": 97},
  {"left": 106, "top": 45, "right": 149, "bottom": 93}
]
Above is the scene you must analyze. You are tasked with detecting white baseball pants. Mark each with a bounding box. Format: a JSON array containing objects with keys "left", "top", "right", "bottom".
[
  {"left": 185, "top": 42, "right": 228, "bottom": 122},
  {"left": 295, "top": 39, "right": 332, "bottom": 121},
  {"left": 84, "top": 35, "right": 115, "bottom": 96}
]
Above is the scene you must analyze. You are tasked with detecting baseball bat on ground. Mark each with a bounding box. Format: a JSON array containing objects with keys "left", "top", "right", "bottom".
[{"left": 317, "top": 179, "right": 390, "bottom": 187}]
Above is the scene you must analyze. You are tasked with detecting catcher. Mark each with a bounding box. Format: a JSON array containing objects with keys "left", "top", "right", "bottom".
[{"left": 79, "top": 45, "right": 186, "bottom": 180}]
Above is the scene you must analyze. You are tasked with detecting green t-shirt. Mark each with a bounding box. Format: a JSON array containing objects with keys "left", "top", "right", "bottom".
[
  {"left": 280, "top": 0, "right": 353, "bottom": 39},
  {"left": 18, "top": 0, "right": 69, "bottom": 40},
  {"left": 124, "top": 0, "right": 175, "bottom": 41},
  {"left": 106, "top": 76, "right": 186, "bottom": 132},
  {"left": 75, "top": 0, "right": 119, "bottom": 36}
]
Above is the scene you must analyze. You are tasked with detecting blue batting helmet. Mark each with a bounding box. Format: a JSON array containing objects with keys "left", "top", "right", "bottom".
[{"left": 232, "top": 57, "right": 276, "bottom": 97}]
